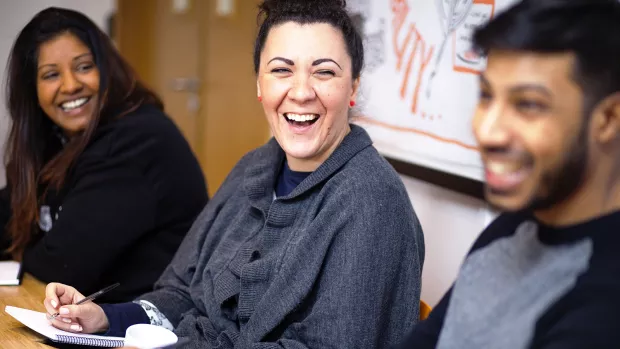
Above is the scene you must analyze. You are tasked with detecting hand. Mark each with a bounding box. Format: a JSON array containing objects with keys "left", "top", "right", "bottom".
[{"left": 44, "top": 282, "right": 109, "bottom": 334}]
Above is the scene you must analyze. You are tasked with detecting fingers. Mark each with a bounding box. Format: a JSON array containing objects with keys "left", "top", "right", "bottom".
[
  {"left": 47, "top": 304, "right": 85, "bottom": 332},
  {"left": 49, "top": 315, "right": 83, "bottom": 333},
  {"left": 44, "top": 299, "right": 58, "bottom": 317},
  {"left": 44, "top": 283, "right": 63, "bottom": 316},
  {"left": 44, "top": 283, "right": 84, "bottom": 314},
  {"left": 45, "top": 283, "right": 73, "bottom": 304},
  {"left": 56, "top": 304, "right": 84, "bottom": 319},
  {"left": 47, "top": 303, "right": 108, "bottom": 334}
]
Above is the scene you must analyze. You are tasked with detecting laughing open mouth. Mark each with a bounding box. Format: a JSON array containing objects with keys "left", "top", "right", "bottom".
[{"left": 284, "top": 113, "right": 320, "bottom": 127}]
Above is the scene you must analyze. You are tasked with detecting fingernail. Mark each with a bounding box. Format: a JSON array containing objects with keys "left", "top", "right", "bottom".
[
  {"left": 62, "top": 318, "right": 71, "bottom": 324},
  {"left": 70, "top": 324, "right": 82, "bottom": 332},
  {"left": 51, "top": 300, "right": 58, "bottom": 308},
  {"left": 59, "top": 307, "right": 69, "bottom": 315}
]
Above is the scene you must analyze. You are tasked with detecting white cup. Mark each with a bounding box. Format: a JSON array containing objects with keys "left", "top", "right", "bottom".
[{"left": 124, "top": 324, "right": 178, "bottom": 349}]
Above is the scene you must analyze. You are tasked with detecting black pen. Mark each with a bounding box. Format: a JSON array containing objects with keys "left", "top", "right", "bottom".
[{"left": 48, "top": 282, "right": 120, "bottom": 320}]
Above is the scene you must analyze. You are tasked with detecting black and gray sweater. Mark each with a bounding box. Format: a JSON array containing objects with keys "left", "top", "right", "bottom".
[{"left": 399, "top": 210, "right": 620, "bottom": 349}]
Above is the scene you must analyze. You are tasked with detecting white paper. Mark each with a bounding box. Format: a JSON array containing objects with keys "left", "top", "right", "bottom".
[
  {"left": 0, "top": 261, "right": 21, "bottom": 285},
  {"left": 4, "top": 306, "right": 125, "bottom": 343}
]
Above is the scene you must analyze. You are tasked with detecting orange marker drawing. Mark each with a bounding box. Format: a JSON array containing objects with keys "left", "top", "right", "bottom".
[{"left": 452, "top": 0, "right": 496, "bottom": 74}]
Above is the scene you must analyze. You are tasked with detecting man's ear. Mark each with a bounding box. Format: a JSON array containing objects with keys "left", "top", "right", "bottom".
[{"left": 592, "top": 92, "right": 620, "bottom": 144}]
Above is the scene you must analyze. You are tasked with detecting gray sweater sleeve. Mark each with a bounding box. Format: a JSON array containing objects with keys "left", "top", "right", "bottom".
[
  {"left": 136, "top": 154, "right": 247, "bottom": 325},
  {"left": 136, "top": 203, "right": 213, "bottom": 325},
  {"left": 259, "top": 179, "right": 424, "bottom": 349}
]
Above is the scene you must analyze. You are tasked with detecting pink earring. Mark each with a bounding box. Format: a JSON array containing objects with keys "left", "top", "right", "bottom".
[
  {"left": 349, "top": 100, "right": 355, "bottom": 107},
  {"left": 258, "top": 96, "right": 262, "bottom": 102}
]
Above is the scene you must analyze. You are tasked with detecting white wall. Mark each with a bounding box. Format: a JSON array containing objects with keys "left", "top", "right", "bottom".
[
  {"left": 403, "top": 175, "right": 498, "bottom": 306},
  {"left": 0, "top": 0, "right": 116, "bottom": 186}
]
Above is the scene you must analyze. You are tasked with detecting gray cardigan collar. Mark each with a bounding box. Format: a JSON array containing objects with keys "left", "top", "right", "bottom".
[{"left": 243, "top": 124, "right": 373, "bottom": 214}]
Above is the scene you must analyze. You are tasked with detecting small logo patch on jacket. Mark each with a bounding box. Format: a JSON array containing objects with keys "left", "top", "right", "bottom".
[{"left": 39, "top": 205, "right": 53, "bottom": 232}]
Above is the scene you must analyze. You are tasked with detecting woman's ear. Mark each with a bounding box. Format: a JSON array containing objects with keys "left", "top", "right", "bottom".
[{"left": 350, "top": 77, "right": 360, "bottom": 103}]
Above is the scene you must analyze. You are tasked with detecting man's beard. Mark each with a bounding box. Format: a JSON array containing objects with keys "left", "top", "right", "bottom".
[
  {"left": 485, "top": 121, "right": 589, "bottom": 213},
  {"left": 484, "top": 123, "right": 588, "bottom": 214},
  {"left": 527, "top": 123, "right": 589, "bottom": 212}
]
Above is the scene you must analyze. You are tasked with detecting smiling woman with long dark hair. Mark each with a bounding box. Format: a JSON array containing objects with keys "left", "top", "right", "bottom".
[{"left": 0, "top": 7, "right": 208, "bottom": 302}]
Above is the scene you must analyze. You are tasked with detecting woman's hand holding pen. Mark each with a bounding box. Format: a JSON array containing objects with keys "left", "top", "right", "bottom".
[{"left": 44, "top": 282, "right": 109, "bottom": 334}]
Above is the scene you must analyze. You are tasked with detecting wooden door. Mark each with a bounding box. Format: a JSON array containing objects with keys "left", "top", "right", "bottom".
[
  {"left": 115, "top": 0, "right": 269, "bottom": 196},
  {"left": 153, "top": 0, "right": 204, "bottom": 153},
  {"left": 201, "top": 0, "right": 270, "bottom": 197}
]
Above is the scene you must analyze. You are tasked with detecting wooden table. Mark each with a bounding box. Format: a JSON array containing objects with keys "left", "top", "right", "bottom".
[{"left": 0, "top": 273, "right": 54, "bottom": 348}]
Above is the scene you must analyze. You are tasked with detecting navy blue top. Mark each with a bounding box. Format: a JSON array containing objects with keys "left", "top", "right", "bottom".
[
  {"left": 100, "top": 161, "right": 311, "bottom": 337},
  {"left": 275, "top": 160, "right": 312, "bottom": 197}
]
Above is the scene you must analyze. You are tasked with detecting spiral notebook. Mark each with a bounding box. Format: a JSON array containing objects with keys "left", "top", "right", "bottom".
[{"left": 5, "top": 305, "right": 125, "bottom": 347}]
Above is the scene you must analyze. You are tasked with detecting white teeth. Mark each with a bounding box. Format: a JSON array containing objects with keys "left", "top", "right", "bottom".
[
  {"left": 488, "top": 162, "right": 521, "bottom": 175},
  {"left": 61, "top": 97, "right": 88, "bottom": 111},
  {"left": 488, "top": 162, "right": 508, "bottom": 174},
  {"left": 285, "top": 113, "right": 318, "bottom": 122}
]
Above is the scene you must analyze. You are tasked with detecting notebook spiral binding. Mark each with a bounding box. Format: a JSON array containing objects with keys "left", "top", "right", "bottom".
[{"left": 56, "top": 334, "right": 124, "bottom": 347}]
